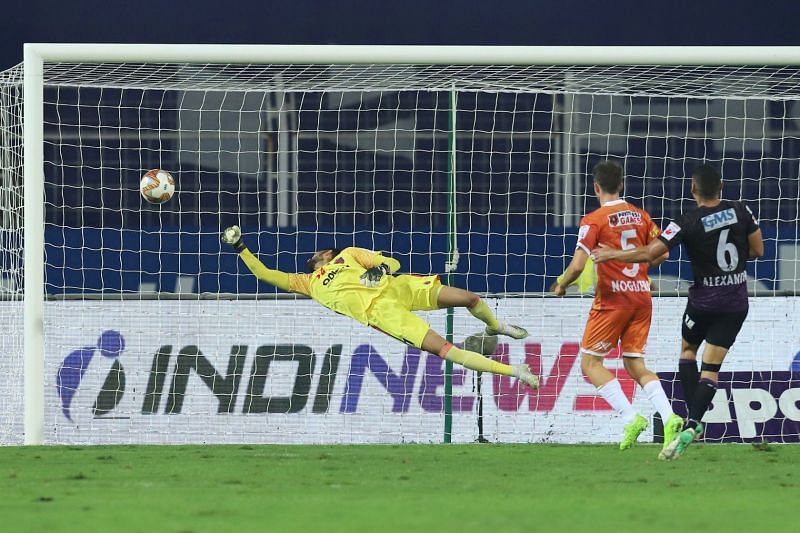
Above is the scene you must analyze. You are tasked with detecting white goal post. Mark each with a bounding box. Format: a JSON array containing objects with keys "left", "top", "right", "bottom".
[{"left": 17, "top": 44, "right": 800, "bottom": 445}]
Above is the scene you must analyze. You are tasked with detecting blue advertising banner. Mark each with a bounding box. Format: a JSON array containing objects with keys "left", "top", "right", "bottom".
[{"left": 659, "top": 371, "right": 800, "bottom": 443}]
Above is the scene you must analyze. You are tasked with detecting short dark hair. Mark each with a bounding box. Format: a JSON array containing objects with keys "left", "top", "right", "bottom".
[
  {"left": 592, "top": 160, "right": 624, "bottom": 194},
  {"left": 692, "top": 164, "right": 722, "bottom": 199},
  {"left": 305, "top": 248, "right": 344, "bottom": 272}
]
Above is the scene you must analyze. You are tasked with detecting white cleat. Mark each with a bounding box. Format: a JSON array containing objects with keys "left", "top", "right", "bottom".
[
  {"left": 221, "top": 225, "right": 242, "bottom": 245},
  {"left": 486, "top": 322, "right": 529, "bottom": 340},
  {"left": 658, "top": 436, "right": 681, "bottom": 461},
  {"left": 515, "top": 363, "right": 540, "bottom": 390}
]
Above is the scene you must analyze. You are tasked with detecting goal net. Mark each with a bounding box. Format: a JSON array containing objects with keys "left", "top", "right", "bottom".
[
  {"left": 0, "top": 66, "right": 23, "bottom": 445},
  {"left": 4, "top": 47, "right": 800, "bottom": 445}
]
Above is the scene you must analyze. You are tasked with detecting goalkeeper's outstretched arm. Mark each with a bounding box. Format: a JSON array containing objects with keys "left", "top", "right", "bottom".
[
  {"left": 222, "top": 226, "right": 291, "bottom": 292},
  {"left": 239, "top": 248, "right": 291, "bottom": 292}
]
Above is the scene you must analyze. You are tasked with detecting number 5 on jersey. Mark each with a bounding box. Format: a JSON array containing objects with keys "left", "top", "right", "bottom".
[{"left": 620, "top": 229, "right": 639, "bottom": 278}]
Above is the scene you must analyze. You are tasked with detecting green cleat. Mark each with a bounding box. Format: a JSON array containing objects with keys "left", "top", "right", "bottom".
[
  {"left": 659, "top": 423, "right": 703, "bottom": 461},
  {"left": 662, "top": 414, "right": 684, "bottom": 451},
  {"left": 620, "top": 414, "right": 648, "bottom": 450}
]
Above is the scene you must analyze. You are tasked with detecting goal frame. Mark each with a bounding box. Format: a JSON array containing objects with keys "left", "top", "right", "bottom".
[{"left": 22, "top": 43, "right": 800, "bottom": 445}]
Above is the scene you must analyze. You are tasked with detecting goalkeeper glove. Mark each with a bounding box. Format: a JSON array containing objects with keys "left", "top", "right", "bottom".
[
  {"left": 360, "top": 263, "right": 391, "bottom": 287},
  {"left": 221, "top": 225, "right": 247, "bottom": 253}
]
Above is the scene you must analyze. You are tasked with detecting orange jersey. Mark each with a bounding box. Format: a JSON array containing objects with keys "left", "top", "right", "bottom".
[{"left": 576, "top": 199, "right": 659, "bottom": 310}]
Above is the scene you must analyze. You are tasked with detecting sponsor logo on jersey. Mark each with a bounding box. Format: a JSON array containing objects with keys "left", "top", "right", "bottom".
[
  {"left": 321, "top": 267, "right": 344, "bottom": 286},
  {"left": 591, "top": 341, "right": 614, "bottom": 352},
  {"left": 315, "top": 266, "right": 346, "bottom": 286},
  {"left": 577, "top": 224, "right": 590, "bottom": 241},
  {"left": 702, "top": 208, "right": 738, "bottom": 232},
  {"left": 607, "top": 210, "right": 642, "bottom": 227},
  {"left": 661, "top": 221, "right": 681, "bottom": 240}
]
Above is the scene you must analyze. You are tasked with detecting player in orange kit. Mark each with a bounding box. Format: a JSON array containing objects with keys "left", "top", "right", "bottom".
[{"left": 553, "top": 160, "right": 683, "bottom": 450}]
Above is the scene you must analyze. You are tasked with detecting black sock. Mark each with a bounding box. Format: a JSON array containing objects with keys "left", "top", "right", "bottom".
[
  {"left": 678, "top": 359, "right": 699, "bottom": 407},
  {"left": 686, "top": 378, "right": 716, "bottom": 431}
]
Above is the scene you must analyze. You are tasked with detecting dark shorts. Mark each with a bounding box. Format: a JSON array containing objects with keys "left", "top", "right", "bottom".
[{"left": 681, "top": 303, "right": 748, "bottom": 350}]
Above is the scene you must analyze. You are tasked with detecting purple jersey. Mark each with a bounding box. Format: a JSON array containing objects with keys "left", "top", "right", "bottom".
[{"left": 658, "top": 200, "right": 759, "bottom": 312}]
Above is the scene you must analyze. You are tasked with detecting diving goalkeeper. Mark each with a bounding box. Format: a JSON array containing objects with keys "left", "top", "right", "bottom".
[{"left": 222, "top": 226, "right": 540, "bottom": 389}]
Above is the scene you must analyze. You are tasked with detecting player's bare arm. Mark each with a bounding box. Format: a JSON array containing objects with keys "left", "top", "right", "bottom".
[
  {"left": 649, "top": 250, "right": 670, "bottom": 267},
  {"left": 748, "top": 228, "right": 765, "bottom": 258},
  {"left": 592, "top": 239, "right": 668, "bottom": 265},
  {"left": 553, "top": 248, "right": 590, "bottom": 296}
]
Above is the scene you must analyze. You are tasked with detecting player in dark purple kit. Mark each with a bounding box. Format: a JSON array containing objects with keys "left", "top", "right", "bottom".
[{"left": 592, "top": 164, "right": 764, "bottom": 460}]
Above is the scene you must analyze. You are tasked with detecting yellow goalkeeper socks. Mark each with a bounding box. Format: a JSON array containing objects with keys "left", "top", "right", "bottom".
[
  {"left": 467, "top": 298, "right": 501, "bottom": 330},
  {"left": 439, "top": 344, "right": 513, "bottom": 376}
]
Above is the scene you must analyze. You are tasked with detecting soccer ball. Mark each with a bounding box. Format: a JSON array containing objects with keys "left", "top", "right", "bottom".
[
  {"left": 463, "top": 332, "right": 499, "bottom": 355},
  {"left": 140, "top": 169, "right": 175, "bottom": 204}
]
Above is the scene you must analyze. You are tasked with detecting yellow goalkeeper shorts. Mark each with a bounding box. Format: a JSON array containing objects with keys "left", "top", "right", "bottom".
[{"left": 366, "top": 274, "right": 442, "bottom": 348}]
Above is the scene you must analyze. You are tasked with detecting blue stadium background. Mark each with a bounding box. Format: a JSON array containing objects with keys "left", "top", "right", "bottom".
[
  {"left": 40, "top": 86, "right": 799, "bottom": 295},
  {"left": 4, "top": 0, "right": 796, "bottom": 296}
]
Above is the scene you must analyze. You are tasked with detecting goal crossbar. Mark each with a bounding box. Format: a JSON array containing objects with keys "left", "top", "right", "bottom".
[{"left": 23, "top": 44, "right": 800, "bottom": 66}]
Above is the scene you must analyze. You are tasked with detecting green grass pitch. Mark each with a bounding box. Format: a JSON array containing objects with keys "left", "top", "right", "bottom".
[{"left": 1, "top": 443, "right": 797, "bottom": 532}]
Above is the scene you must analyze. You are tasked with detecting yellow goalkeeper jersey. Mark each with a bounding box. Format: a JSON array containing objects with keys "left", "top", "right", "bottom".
[{"left": 288, "top": 247, "right": 401, "bottom": 325}]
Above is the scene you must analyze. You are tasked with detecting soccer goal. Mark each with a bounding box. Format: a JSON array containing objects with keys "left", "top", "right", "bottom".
[{"left": 4, "top": 44, "right": 800, "bottom": 446}]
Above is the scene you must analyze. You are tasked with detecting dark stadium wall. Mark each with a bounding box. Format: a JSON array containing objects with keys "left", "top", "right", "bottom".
[{"left": 2, "top": 0, "right": 800, "bottom": 70}]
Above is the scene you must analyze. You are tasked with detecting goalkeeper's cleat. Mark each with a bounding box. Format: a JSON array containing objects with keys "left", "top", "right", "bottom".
[
  {"left": 662, "top": 414, "right": 684, "bottom": 451},
  {"left": 619, "top": 414, "right": 648, "bottom": 450},
  {"left": 659, "top": 423, "right": 703, "bottom": 461},
  {"left": 221, "top": 225, "right": 246, "bottom": 252},
  {"left": 514, "top": 363, "right": 540, "bottom": 390},
  {"left": 485, "top": 322, "right": 529, "bottom": 340}
]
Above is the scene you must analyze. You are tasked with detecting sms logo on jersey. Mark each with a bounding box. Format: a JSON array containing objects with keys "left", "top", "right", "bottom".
[
  {"left": 702, "top": 208, "right": 737, "bottom": 232},
  {"left": 56, "top": 330, "right": 126, "bottom": 422}
]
